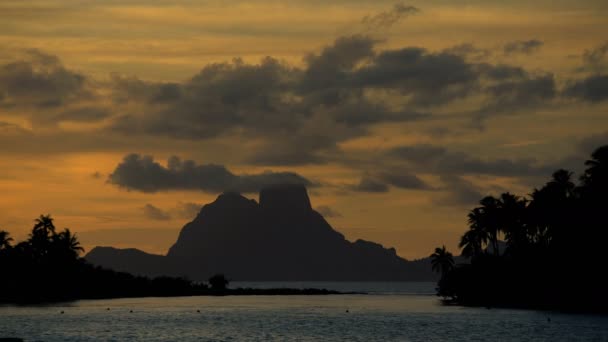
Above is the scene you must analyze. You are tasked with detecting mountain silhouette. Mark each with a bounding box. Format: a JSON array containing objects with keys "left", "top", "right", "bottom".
[{"left": 86, "top": 184, "right": 436, "bottom": 281}]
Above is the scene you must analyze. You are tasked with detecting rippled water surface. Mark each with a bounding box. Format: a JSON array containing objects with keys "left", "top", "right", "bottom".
[{"left": 1, "top": 282, "right": 607, "bottom": 341}]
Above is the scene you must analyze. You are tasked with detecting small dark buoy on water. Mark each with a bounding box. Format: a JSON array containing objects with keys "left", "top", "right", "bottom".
[
  {"left": 106, "top": 308, "right": 110, "bottom": 311},
  {"left": 345, "top": 309, "right": 349, "bottom": 313},
  {"left": 130, "top": 310, "right": 133, "bottom": 313},
  {"left": 60, "top": 311, "right": 64, "bottom": 314},
  {"left": 197, "top": 310, "right": 201, "bottom": 313},
  {"left": 547, "top": 317, "right": 551, "bottom": 322}
]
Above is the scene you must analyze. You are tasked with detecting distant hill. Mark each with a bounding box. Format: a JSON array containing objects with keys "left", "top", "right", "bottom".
[{"left": 86, "top": 184, "right": 438, "bottom": 281}]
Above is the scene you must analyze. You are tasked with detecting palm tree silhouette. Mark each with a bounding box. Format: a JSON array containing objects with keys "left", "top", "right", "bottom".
[
  {"left": 459, "top": 226, "right": 487, "bottom": 258},
  {"left": 431, "top": 245, "right": 454, "bottom": 278},
  {"left": 33, "top": 214, "right": 56, "bottom": 236},
  {"left": 30, "top": 214, "right": 56, "bottom": 258},
  {"left": 53, "top": 228, "right": 85, "bottom": 258},
  {"left": 467, "top": 196, "right": 501, "bottom": 256},
  {"left": 498, "top": 193, "right": 527, "bottom": 252}
]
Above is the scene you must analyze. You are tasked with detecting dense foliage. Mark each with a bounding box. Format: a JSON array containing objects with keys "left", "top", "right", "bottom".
[
  {"left": 0, "top": 215, "right": 209, "bottom": 303},
  {"left": 432, "top": 145, "right": 608, "bottom": 313}
]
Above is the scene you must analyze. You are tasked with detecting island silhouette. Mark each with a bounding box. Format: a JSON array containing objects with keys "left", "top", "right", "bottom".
[{"left": 86, "top": 184, "right": 436, "bottom": 281}]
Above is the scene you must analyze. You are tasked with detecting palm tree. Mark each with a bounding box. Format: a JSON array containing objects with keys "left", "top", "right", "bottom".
[
  {"left": 498, "top": 193, "right": 528, "bottom": 252},
  {"left": 0, "top": 230, "right": 13, "bottom": 250},
  {"left": 459, "top": 227, "right": 487, "bottom": 258},
  {"left": 53, "top": 228, "right": 85, "bottom": 258},
  {"left": 431, "top": 245, "right": 455, "bottom": 278},
  {"left": 33, "top": 214, "right": 56, "bottom": 237},
  {"left": 581, "top": 145, "right": 608, "bottom": 188},
  {"left": 468, "top": 196, "right": 501, "bottom": 256},
  {"left": 29, "top": 214, "right": 57, "bottom": 258}
]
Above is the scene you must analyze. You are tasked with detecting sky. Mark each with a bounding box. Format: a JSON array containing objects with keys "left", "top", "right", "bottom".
[{"left": 1, "top": 0, "right": 607, "bottom": 259}]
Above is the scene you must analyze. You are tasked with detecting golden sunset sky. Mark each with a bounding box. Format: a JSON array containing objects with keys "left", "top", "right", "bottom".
[{"left": 1, "top": 0, "right": 607, "bottom": 259}]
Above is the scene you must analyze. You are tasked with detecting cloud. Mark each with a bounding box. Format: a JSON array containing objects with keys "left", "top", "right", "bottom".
[
  {"left": 315, "top": 205, "right": 343, "bottom": 218},
  {"left": 352, "top": 176, "right": 390, "bottom": 193},
  {"left": 0, "top": 37, "right": 577, "bottom": 166},
  {"left": 361, "top": 3, "right": 420, "bottom": 31},
  {"left": 579, "top": 131, "right": 608, "bottom": 155},
  {"left": 142, "top": 204, "right": 171, "bottom": 221},
  {"left": 581, "top": 42, "right": 608, "bottom": 72},
  {"left": 563, "top": 75, "right": 608, "bottom": 102},
  {"left": 377, "top": 171, "right": 430, "bottom": 190},
  {"left": 443, "top": 43, "right": 491, "bottom": 61},
  {"left": 0, "top": 49, "right": 89, "bottom": 109},
  {"left": 503, "top": 39, "right": 544, "bottom": 55},
  {"left": 108, "top": 153, "right": 312, "bottom": 193},
  {"left": 434, "top": 175, "right": 487, "bottom": 207},
  {"left": 352, "top": 47, "right": 480, "bottom": 106},
  {"left": 172, "top": 201, "right": 202, "bottom": 219},
  {"left": 388, "top": 144, "right": 549, "bottom": 178},
  {"left": 474, "top": 73, "right": 556, "bottom": 124}
]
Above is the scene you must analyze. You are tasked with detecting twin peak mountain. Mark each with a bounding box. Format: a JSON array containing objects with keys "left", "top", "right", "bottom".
[{"left": 86, "top": 184, "right": 435, "bottom": 281}]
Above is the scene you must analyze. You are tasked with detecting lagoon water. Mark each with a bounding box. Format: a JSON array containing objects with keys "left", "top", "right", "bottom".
[{"left": 1, "top": 282, "right": 607, "bottom": 341}]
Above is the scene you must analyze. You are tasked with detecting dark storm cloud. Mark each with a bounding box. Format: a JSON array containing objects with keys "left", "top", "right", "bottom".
[
  {"left": 563, "top": 75, "right": 608, "bottom": 102},
  {"left": 361, "top": 3, "right": 420, "bottom": 31},
  {"left": 108, "top": 153, "right": 312, "bottom": 193},
  {"left": 503, "top": 39, "right": 544, "bottom": 55},
  {"left": 142, "top": 204, "right": 171, "bottom": 221},
  {"left": 0, "top": 49, "right": 88, "bottom": 108}
]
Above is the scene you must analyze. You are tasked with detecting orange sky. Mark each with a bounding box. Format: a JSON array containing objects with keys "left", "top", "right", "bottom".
[{"left": 1, "top": 0, "right": 607, "bottom": 259}]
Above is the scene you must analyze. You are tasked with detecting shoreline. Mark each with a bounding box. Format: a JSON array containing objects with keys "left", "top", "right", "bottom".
[{"left": 0, "top": 287, "right": 365, "bottom": 306}]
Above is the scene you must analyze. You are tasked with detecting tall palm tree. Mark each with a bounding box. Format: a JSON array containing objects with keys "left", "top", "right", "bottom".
[
  {"left": 468, "top": 196, "right": 501, "bottom": 256},
  {"left": 498, "top": 193, "right": 528, "bottom": 252},
  {"left": 30, "top": 214, "right": 56, "bottom": 258},
  {"left": 33, "top": 214, "right": 56, "bottom": 237},
  {"left": 431, "top": 245, "right": 455, "bottom": 278}
]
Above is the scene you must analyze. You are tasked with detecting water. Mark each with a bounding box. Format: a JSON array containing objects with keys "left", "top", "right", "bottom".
[{"left": 1, "top": 282, "right": 607, "bottom": 341}]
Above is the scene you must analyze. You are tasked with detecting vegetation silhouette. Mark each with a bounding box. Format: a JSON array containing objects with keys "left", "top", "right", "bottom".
[
  {"left": 0, "top": 216, "right": 342, "bottom": 304},
  {"left": 433, "top": 145, "right": 608, "bottom": 313}
]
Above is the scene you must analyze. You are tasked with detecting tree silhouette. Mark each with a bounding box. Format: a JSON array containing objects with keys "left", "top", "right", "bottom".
[
  {"left": 433, "top": 144, "right": 608, "bottom": 313},
  {"left": 53, "top": 228, "right": 85, "bottom": 259},
  {"left": 430, "top": 245, "right": 454, "bottom": 278},
  {"left": 468, "top": 196, "right": 501, "bottom": 256},
  {"left": 0, "top": 230, "right": 12, "bottom": 251},
  {"left": 459, "top": 227, "right": 486, "bottom": 258},
  {"left": 208, "top": 274, "right": 229, "bottom": 291}
]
